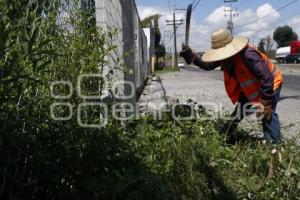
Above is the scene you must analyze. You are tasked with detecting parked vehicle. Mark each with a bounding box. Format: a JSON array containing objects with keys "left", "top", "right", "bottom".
[
  {"left": 275, "top": 41, "right": 300, "bottom": 63},
  {"left": 290, "top": 41, "right": 300, "bottom": 54},
  {"left": 284, "top": 54, "right": 300, "bottom": 63},
  {"left": 178, "top": 61, "right": 185, "bottom": 67},
  {"left": 275, "top": 47, "right": 290, "bottom": 63}
]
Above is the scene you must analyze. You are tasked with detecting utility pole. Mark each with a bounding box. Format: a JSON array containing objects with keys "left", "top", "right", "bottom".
[
  {"left": 166, "top": 0, "right": 183, "bottom": 69},
  {"left": 224, "top": 0, "right": 238, "bottom": 35}
]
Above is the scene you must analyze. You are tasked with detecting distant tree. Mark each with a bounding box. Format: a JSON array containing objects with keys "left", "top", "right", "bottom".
[
  {"left": 265, "top": 35, "right": 274, "bottom": 52},
  {"left": 155, "top": 44, "right": 166, "bottom": 61},
  {"left": 141, "top": 14, "right": 159, "bottom": 28},
  {"left": 258, "top": 39, "right": 265, "bottom": 53},
  {"left": 141, "top": 14, "right": 161, "bottom": 46},
  {"left": 273, "top": 25, "right": 298, "bottom": 47},
  {"left": 141, "top": 14, "right": 165, "bottom": 63},
  {"left": 258, "top": 36, "right": 275, "bottom": 58}
]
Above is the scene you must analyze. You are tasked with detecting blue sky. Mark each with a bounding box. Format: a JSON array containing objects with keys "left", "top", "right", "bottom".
[{"left": 136, "top": 0, "right": 300, "bottom": 51}]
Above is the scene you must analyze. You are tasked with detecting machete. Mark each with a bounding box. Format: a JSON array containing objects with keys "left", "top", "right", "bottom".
[{"left": 185, "top": 4, "right": 193, "bottom": 46}]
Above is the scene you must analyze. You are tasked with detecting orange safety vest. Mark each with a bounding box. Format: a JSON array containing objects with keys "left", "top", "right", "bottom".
[{"left": 224, "top": 46, "right": 283, "bottom": 104}]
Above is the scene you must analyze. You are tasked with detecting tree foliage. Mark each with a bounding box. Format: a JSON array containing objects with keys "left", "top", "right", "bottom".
[
  {"left": 258, "top": 35, "right": 275, "bottom": 58},
  {"left": 0, "top": 1, "right": 135, "bottom": 199},
  {"left": 156, "top": 44, "right": 166, "bottom": 59},
  {"left": 264, "top": 35, "right": 274, "bottom": 52},
  {"left": 141, "top": 14, "right": 161, "bottom": 42},
  {"left": 258, "top": 39, "right": 266, "bottom": 53},
  {"left": 273, "top": 25, "right": 298, "bottom": 47},
  {"left": 141, "top": 14, "right": 165, "bottom": 58}
]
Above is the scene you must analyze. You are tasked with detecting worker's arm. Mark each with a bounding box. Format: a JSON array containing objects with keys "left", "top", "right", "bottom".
[
  {"left": 180, "top": 44, "right": 219, "bottom": 70},
  {"left": 242, "top": 48, "right": 274, "bottom": 100},
  {"left": 193, "top": 56, "right": 220, "bottom": 71}
]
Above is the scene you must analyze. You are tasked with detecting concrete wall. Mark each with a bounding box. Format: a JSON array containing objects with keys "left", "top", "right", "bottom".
[
  {"left": 133, "top": 7, "right": 148, "bottom": 92},
  {"left": 95, "top": 0, "right": 124, "bottom": 97},
  {"left": 94, "top": 0, "right": 151, "bottom": 114}
]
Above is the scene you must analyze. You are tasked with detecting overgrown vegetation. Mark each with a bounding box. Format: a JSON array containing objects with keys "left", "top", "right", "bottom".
[
  {"left": 130, "top": 114, "right": 300, "bottom": 200},
  {"left": 1, "top": 1, "right": 300, "bottom": 200}
]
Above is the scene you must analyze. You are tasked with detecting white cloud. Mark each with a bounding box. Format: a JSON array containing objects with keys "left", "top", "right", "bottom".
[
  {"left": 238, "top": 30, "right": 255, "bottom": 38},
  {"left": 203, "top": 3, "right": 279, "bottom": 48},
  {"left": 231, "top": 3, "right": 280, "bottom": 46},
  {"left": 185, "top": 21, "right": 210, "bottom": 51},
  {"left": 205, "top": 6, "right": 227, "bottom": 27},
  {"left": 256, "top": 3, "right": 279, "bottom": 19},
  {"left": 137, "top": 6, "right": 162, "bottom": 20},
  {"left": 289, "top": 15, "right": 300, "bottom": 36},
  {"left": 137, "top": 3, "right": 285, "bottom": 52}
]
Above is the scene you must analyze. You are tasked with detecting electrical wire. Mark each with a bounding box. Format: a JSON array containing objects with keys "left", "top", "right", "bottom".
[
  {"left": 235, "top": 0, "right": 299, "bottom": 29},
  {"left": 192, "top": 0, "right": 201, "bottom": 11},
  {"left": 237, "top": 12, "right": 300, "bottom": 34}
]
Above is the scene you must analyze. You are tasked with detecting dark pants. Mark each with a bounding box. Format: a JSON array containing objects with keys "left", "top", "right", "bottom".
[{"left": 230, "top": 87, "right": 282, "bottom": 143}]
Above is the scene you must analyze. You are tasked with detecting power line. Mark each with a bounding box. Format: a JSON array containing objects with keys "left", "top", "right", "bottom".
[
  {"left": 192, "top": 0, "right": 201, "bottom": 11},
  {"left": 235, "top": 0, "right": 299, "bottom": 29},
  {"left": 236, "top": 12, "right": 300, "bottom": 48},
  {"left": 237, "top": 12, "right": 300, "bottom": 34}
]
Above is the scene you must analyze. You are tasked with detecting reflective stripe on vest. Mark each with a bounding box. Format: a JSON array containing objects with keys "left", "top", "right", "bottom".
[
  {"left": 240, "top": 78, "right": 257, "bottom": 88},
  {"left": 224, "top": 46, "right": 283, "bottom": 104},
  {"left": 247, "top": 91, "right": 259, "bottom": 101}
]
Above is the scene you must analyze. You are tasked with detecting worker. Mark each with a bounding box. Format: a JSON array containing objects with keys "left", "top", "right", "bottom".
[{"left": 180, "top": 29, "right": 283, "bottom": 143}]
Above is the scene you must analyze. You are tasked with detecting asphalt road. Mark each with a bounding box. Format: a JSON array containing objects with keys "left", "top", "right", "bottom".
[{"left": 159, "top": 64, "right": 300, "bottom": 140}]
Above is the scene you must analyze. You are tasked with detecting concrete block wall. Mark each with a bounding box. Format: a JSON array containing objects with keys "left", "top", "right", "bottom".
[
  {"left": 95, "top": 0, "right": 125, "bottom": 97},
  {"left": 95, "top": 0, "right": 150, "bottom": 104},
  {"left": 133, "top": 6, "right": 148, "bottom": 92}
]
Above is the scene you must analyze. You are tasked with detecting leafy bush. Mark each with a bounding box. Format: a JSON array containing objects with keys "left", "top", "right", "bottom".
[
  {"left": 129, "top": 115, "right": 300, "bottom": 200},
  {"left": 1, "top": 1, "right": 165, "bottom": 199}
]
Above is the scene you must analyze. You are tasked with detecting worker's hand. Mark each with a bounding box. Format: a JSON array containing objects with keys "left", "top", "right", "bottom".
[
  {"left": 180, "top": 44, "right": 196, "bottom": 65},
  {"left": 256, "top": 99, "right": 273, "bottom": 122}
]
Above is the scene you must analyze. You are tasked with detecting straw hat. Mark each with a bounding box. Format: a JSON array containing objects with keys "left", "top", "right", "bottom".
[{"left": 202, "top": 29, "right": 249, "bottom": 62}]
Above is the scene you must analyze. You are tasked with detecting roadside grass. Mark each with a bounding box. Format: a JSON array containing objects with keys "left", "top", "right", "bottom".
[
  {"left": 2, "top": 106, "right": 300, "bottom": 199},
  {"left": 129, "top": 113, "right": 300, "bottom": 200},
  {"left": 154, "top": 67, "right": 179, "bottom": 75}
]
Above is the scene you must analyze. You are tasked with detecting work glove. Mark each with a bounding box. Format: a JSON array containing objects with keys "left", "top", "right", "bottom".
[
  {"left": 256, "top": 99, "right": 273, "bottom": 122},
  {"left": 179, "top": 44, "right": 196, "bottom": 65}
]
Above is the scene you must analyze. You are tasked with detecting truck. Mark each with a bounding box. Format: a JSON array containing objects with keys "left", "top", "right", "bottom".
[
  {"left": 275, "top": 46, "right": 290, "bottom": 63},
  {"left": 275, "top": 41, "right": 300, "bottom": 63}
]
